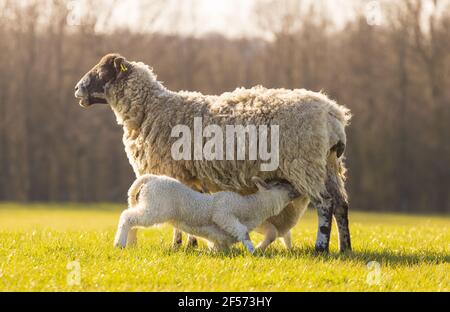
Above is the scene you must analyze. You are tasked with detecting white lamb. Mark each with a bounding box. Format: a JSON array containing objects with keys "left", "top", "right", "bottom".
[{"left": 114, "top": 174, "right": 300, "bottom": 253}]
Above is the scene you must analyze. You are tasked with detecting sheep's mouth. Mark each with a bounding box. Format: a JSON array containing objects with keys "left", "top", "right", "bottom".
[{"left": 79, "top": 96, "right": 108, "bottom": 107}]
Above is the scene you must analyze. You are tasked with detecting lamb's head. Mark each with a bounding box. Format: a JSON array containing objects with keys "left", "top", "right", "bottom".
[
  {"left": 74, "top": 53, "right": 132, "bottom": 107},
  {"left": 251, "top": 176, "right": 300, "bottom": 203}
]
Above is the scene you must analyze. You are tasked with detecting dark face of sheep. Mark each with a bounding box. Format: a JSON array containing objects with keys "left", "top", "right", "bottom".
[{"left": 74, "top": 53, "right": 131, "bottom": 107}]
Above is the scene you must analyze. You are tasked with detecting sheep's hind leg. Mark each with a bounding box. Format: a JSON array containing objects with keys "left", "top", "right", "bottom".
[
  {"left": 212, "top": 213, "right": 254, "bottom": 254},
  {"left": 333, "top": 202, "right": 351, "bottom": 252},
  {"left": 312, "top": 193, "right": 333, "bottom": 253},
  {"left": 326, "top": 157, "right": 351, "bottom": 252},
  {"left": 114, "top": 209, "right": 139, "bottom": 248},
  {"left": 127, "top": 228, "right": 138, "bottom": 247}
]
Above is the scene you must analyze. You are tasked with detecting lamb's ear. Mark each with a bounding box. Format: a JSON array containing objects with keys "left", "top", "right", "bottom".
[
  {"left": 251, "top": 176, "right": 270, "bottom": 191},
  {"left": 288, "top": 187, "right": 301, "bottom": 200},
  {"left": 113, "top": 56, "right": 131, "bottom": 78}
]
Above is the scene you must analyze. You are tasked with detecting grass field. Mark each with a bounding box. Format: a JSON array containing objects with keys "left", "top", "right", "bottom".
[{"left": 0, "top": 203, "right": 448, "bottom": 291}]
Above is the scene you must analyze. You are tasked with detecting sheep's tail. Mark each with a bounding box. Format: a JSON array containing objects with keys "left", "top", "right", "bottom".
[{"left": 127, "top": 174, "right": 153, "bottom": 208}]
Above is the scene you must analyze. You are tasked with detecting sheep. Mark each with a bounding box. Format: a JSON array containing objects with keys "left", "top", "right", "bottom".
[
  {"left": 114, "top": 174, "right": 300, "bottom": 253},
  {"left": 75, "top": 53, "right": 352, "bottom": 253}
]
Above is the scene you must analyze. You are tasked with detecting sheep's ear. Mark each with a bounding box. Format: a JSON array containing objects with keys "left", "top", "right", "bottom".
[
  {"left": 252, "top": 176, "right": 270, "bottom": 191},
  {"left": 113, "top": 56, "right": 130, "bottom": 78}
]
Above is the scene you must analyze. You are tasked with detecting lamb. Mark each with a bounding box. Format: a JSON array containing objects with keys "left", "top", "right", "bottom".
[
  {"left": 75, "top": 53, "right": 352, "bottom": 253},
  {"left": 114, "top": 174, "right": 300, "bottom": 253}
]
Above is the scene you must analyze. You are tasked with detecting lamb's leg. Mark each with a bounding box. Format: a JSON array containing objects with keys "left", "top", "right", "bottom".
[
  {"left": 255, "top": 222, "right": 278, "bottom": 251},
  {"left": 312, "top": 193, "right": 333, "bottom": 253},
  {"left": 212, "top": 213, "right": 254, "bottom": 254},
  {"left": 127, "top": 228, "right": 138, "bottom": 246},
  {"left": 282, "top": 231, "right": 292, "bottom": 249},
  {"left": 172, "top": 228, "right": 183, "bottom": 248},
  {"left": 114, "top": 209, "right": 139, "bottom": 248}
]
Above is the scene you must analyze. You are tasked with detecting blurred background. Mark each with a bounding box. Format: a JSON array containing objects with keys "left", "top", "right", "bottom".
[{"left": 0, "top": 0, "right": 448, "bottom": 213}]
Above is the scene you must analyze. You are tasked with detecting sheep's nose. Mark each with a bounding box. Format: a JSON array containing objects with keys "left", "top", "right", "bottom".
[{"left": 74, "top": 81, "right": 87, "bottom": 98}]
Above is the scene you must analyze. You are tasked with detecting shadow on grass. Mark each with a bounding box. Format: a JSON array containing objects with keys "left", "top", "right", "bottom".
[{"left": 168, "top": 245, "right": 449, "bottom": 265}]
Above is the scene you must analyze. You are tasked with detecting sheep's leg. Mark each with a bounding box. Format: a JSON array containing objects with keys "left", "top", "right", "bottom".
[
  {"left": 212, "top": 213, "right": 254, "bottom": 254},
  {"left": 114, "top": 209, "right": 139, "bottom": 248},
  {"left": 127, "top": 228, "right": 138, "bottom": 246},
  {"left": 186, "top": 235, "right": 198, "bottom": 248},
  {"left": 312, "top": 194, "right": 333, "bottom": 253},
  {"left": 172, "top": 228, "right": 198, "bottom": 249},
  {"left": 256, "top": 222, "right": 278, "bottom": 251},
  {"left": 333, "top": 202, "right": 351, "bottom": 252},
  {"left": 172, "top": 228, "right": 183, "bottom": 248},
  {"left": 282, "top": 231, "right": 292, "bottom": 249},
  {"left": 114, "top": 222, "right": 130, "bottom": 249},
  {"left": 326, "top": 158, "right": 352, "bottom": 252}
]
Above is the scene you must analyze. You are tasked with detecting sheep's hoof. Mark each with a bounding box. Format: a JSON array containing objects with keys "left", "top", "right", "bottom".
[
  {"left": 314, "top": 245, "right": 329, "bottom": 253},
  {"left": 171, "top": 237, "right": 183, "bottom": 249},
  {"left": 339, "top": 246, "right": 352, "bottom": 253},
  {"left": 186, "top": 236, "right": 198, "bottom": 249}
]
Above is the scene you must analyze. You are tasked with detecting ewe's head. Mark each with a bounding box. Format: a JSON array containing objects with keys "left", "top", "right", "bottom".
[
  {"left": 74, "top": 53, "right": 132, "bottom": 107},
  {"left": 251, "top": 177, "right": 300, "bottom": 201}
]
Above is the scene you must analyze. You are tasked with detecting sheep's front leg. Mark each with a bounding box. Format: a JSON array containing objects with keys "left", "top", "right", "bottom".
[
  {"left": 312, "top": 194, "right": 333, "bottom": 253},
  {"left": 186, "top": 235, "right": 198, "bottom": 248},
  {"left": 255, "top": 222, "right": 278, "bottom": 251},
  {"left": 172, "top": 228, "right": 183, "bottom": 248},
  {"left": 212, "top": 213, "right": 254, "bottom": 254}
]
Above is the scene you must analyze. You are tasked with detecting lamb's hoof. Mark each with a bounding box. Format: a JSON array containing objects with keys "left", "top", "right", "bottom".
[
  {"left": 243, "top": 240, "right": 255, "bottom": 254},
  {"left": 114, "top": 242, "right": 126, "bottom": 249}
]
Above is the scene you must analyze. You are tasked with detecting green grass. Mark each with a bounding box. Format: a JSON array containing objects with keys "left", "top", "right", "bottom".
[{"left": 0, "top": 203, "right": 448, "bottom": 291}]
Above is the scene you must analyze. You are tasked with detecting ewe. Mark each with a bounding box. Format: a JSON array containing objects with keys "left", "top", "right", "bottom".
[
  {"left": 75, "top": 53, "right": 352, "bottom": 253},
  {"left": 114, "top": 174, "right": 300, "bottom": 253}
]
